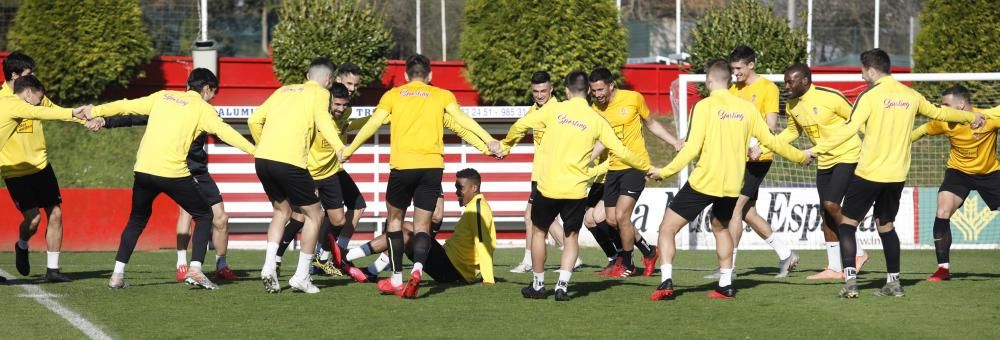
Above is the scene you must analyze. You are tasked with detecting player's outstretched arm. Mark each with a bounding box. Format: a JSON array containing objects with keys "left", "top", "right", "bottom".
[
  {"left": 643, "top": 115, "right": 684, "bottom": 151},
  {"left": 445, "top": 114, "right": 493, "bottom": 156},
  {"left": 775, "top": 110, "right": 801, "bottom": 145},
  {"left": 811, "top": 94, "right": 872, "bottom": 155},
  {"left": 341, "top": 108, "right": 389, "bottom": 161},
  {"left": 597, "top": 119, "right": 650, "bottom": 172},
  {"left": 657, "top": 105, "right": 707, "bottom": 179},
  {"left": 200, "top": 107, "right": 255, "bottom": 155},
  {"left": 501, "top": 108, "right": 549, "bottom": 153},
  {"left": 247, "top": 95, "right": 273, "bottom": 144},
  {"left": 918, "top": 94, "right": 980, "bottom": 127},
  {"left": 92, "top": 91, "right": 159, "bottom": 118},
  {"left": 751, "top": 112, "right": 807, "bottom": 164}
]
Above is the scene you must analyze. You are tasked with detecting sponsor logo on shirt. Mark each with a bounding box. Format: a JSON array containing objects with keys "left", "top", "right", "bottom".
[
  {"left": 15, "top": 120, "right": 32, "bottom": 133},
  {"left": 163, "top": 93, "right": 189, "bottom": 106},
  {"left": 717, "top": 110, "right": 745, "bottom": 120},
  {"left": 883, "top": 99, "right": 911, "bottom": 110},
  {"left": 400, "top": 89, "right": 430, "bottom": 98},
  {"left": 556, "top": 114, "right": 588, "bottom": 131}
]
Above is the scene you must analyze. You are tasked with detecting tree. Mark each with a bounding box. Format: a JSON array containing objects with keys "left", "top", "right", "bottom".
[
  {"left": 271, "top": 0, "right": 394, "bottom": 86},
  {"left": 687, "top": 0, "right": 806, "bottom": 75},
  {"left": 913, "top": 0, "right": 1000, "bottom": 107},
  {"left": 460, "top": 0, "right": 627, "bottom": 105},
  {"left": 7, "top": 0, "right": 153, "bottom": 104}
]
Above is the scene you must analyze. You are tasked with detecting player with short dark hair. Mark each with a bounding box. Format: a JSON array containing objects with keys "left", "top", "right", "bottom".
[
  {"left": 336, "top": 62, "right": 363, "bottom": 96},
  {"left": 340, "top": 53, "right": 501, "bottom": 298},
  {"left": 589, "top": 66, "right": 679, "bottom": 278},
  {"left": 504, "top": 70, "right": 656, "bottom": 301},
  {"left": 648, "top": 59, "right": 811, "bottom": 300},
  {"left": 911, "top": 85, "right": 1000, "bottom": 282},
  {"left": 815, "top": 49, "right": 984, "bottom": 298}
]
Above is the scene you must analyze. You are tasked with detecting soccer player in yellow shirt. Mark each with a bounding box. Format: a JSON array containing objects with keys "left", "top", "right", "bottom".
[
  {"left": 503, "top": 71, "right": 656, "bottom": 301},
  {"left": 249, "top": 58, "right": 345, "bottom": 294},
  {"left": 91, "top": 69, "right": 256, "bottom": 290},
  {"left": 814, "top": 49, "right": 983, "bottom": 298},
  {"left": 779, "top": 63, "right": 870, "bottom": 280},
  {"left": 910, "top": 85, "right": 1000, "bottom": 282},
  {"left": 340, "top": 54, "right": 500, "bottom": 299},
  {"left": 648, "top": 60, "right": 812, "bottom": 300},
  {"left": 712, "top": 45, "right": 798, "bottom": 279},
  {"left": 589, "top": 67, "right": 680, "bottom": 278},
  {"left": 1, "top": 52, "right": 76, "bottom": 283},
  {"left": 342, "top": 168, "right": 496, "bottom": 289}
]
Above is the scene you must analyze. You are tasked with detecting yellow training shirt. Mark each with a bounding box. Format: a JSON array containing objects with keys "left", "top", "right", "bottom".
[
  {"left": 778, "top": 85, "right": 861, "bottom": 169},
  {"left": 660, "top": 89, "right": 806, "bottom": 198},
  {"left": 442, "top": 194, "right": 496, "bottom": 284},
  {"left": 0, "top": 83, "right": 66, "bottom": 179},
  {"left": 911, "top": 110, "right": 1000, "bottom": 175},
  {"left": 94, "top": 90, "right": 255, "bottom": 178},
  {"left": 0, "top": 96, "right": 75, "bottom": 158},
  {"left": 527, "top": 97, "right": 559, "bottom": 181},
  {"left": 730, "top": 76, "right": 780, "bottom": 161},
  {"left": 248, "top": 80, "right": 343, "bottom": 170},
  {"left": 812, "top": 76, "right": 977, "bottom": 183},
  {"left": 503, "top": 97, "right": 651, "bottom": 199},
  {"left": 343, "top": 80, "right": 495, "bottom": 169},
  {"left": 591, "top": 89, "right": 652, "bottom": 170}
]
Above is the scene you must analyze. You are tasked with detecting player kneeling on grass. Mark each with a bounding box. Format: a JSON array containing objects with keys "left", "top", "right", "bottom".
[
  {"left": 342, "top": 168, "right": 496, "bottom": 295},
  {"left": 646, "top": 59, "right": 812, "bottom": 300}
]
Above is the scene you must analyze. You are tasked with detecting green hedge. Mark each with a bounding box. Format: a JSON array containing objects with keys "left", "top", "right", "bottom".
[
  {"left": 271, "top": 0, "right": 393, "bottom": 86},
  {"left": 6, "top": 0, "right": 152, "bottom": 105},
  {"left": 913, "top": 0, "right": 1000, "bottom": 106},
  {"left": 460, "top": 0, "right": 627, "bottom": 105},
  {"left": 687, "top": 0, "right": 806, "bottom": 75}
]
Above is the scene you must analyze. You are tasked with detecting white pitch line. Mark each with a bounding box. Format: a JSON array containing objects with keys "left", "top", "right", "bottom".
[{"left": 0, "top": 269, "right": 113, "bottom": 340}]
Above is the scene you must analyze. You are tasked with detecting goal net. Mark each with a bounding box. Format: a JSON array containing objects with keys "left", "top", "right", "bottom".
[{"left": 671, "top": 72, "right": 1000, "bottom": 250}]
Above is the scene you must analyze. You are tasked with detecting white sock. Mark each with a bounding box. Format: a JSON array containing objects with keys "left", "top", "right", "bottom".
[
  {"left": 855, "top": 237, "right": 865, "bottom": 257},
  {"left": 294, "top": 251, "right": 313, "bottom": 279},
  {"left": 532, "top": 271, "right": 545, "bottom": 290},
  {"left": 556, "top": 270, "right": 571, "bottom": 292},
  {"left": 216, "top": 255, "right": 227, "bottom": 269},
  {"left": 113, "top": 261, "right": 127, "bottom": 274},
  {"left": 319, "top": 250, "right": 331, "bottom": 262},
  {"left": 731, "top": 249, "right": 739, "bottom": 268},
  {"left": 346, "top": 247, "right": 369, "bottom": 262},
  {"left": 176, "top": 250, "right": 187, "bottom": 267},
  {"left": 337, "top": 236, "right": 350, "bottom": 250},
  {"left": 766, "top": 235, "right": 792, "bottom": 260},
  {"left": 939, "top": 262, "right": 950, "bottom": 269},
  {"left": 826, "top": 242, "right": 842, "bottom": 272},
  {"left": 412, "top": 262, "right": 424, "bottom": 274},
  {"left": 17, "top": 239, "right": 28, "bottom": 250},
  {"left": 719, "top": 267, "right": 734, "bottom": 287},
  {"left": 189, "top": 261, "right": 203, "bottom": 272},
  {"left": 887, "top": 272, "right": 900, "bottom": 283},
  {"left": 661, "top": 264, "right": 673, "bottom": 282},
  {"left": 263, "top": 242, "right": 279, "bottom": 272},
  {"left": 522, "top": 249, "right": 532, "bottom": 265},
  {"left": 46, "top": 251, "right": 59, "bottom": 269},
  {"left": 368, "top": 253, "right": 390, "bottom": 274},
  {"left": 391, "top": 272, "right": 403, "bottom": 286}
]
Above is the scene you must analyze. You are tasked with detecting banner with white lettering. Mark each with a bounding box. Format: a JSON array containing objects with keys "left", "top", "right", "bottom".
[
  {"left": 579, "top": 187, "right": 917, "bottom": 250},
  {"left": 216, "top": 106, "right": 529, "bottom": 119}
]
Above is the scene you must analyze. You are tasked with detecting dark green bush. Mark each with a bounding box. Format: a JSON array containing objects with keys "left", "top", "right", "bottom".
[
  {"left": 687, "top": 0, "right": 807, "bottom": 75},
  {"left": 271, "top": 0, "right": 394, "bottom": 86},
  {"left": 460, "top": 0, "right": 627, "bottom": 105},
  {"left": 7, "top": 0, "right": 153, "bottom": 105}
]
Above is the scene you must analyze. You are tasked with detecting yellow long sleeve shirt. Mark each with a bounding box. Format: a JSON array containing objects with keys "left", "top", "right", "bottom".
[
  {"left": 342, "top": 81, "right": 496, "bottom": 169},
  {"left": 94, "top": 90, "right": 255, "bottom": 178},
  {"left": 527, "top": 98, "right": 559, "bottom": 182},
  {"left": 811, "top": 76, "right": 977, "bottom": 183},
  {"left": 660, "top": 89, "right": 806, "bottom": 198},
  {"left": 248, "top": 80, "right": 343, "bottom": 170},
  {"left": 442, "top": 194, "right": 496, "bottom": 284},
  {"left": 503, "top": 97, "right": 651, "bottom": 200},
  {"left": 911, "top": 110, "right": 1000, "bottom": 175},
  {"left": 591, "top": 89, "right": 652, "bottom": 170},
  {"left": 778, "top": 85, "right": 861, "bottom": 169},
  {"left": 0, "top": 83, "right": 68, "bottom": 179},
  {"left": 0, "top": 96, "right": 75, "bottom": 159},
  {"left": 730, "top": 76, "right": 780, "bottom": 161}
]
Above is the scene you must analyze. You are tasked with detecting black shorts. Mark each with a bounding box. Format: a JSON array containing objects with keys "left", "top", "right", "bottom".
[
  {"left": 315, "top": 175, "right": 346, "bottom": 210},
  {"left": 939, "top": 169, "right": 1000, "bottom": 210},
  {"left": 528, "top": 181, "right": 539, "bottom": 205},
  {"left": 603, "top": 169, "right": 646, "bottom": 205},
  {"left": 418, "top": 241, "right": 465, "bottom": 284},
  {"left": 3, "top": 164, "right": 62, "bottom": 211},
  {"left": 816, "top": 163, "right": 857, "bottom": 205},
  {"left": 740, "top": 162, "right": 772, "bottom": 201},
  {"left": 335, "top": 170, "right": 366, "bottom": 210},
  {"left": 586, "top": 183, "right": 605, "bottom": 208},
  {"left": 255, "top": 158, "right": 319, "bottom": 207},
  {"left": 668, "top": 183, "right": 738, "bottom": 222},
  {"left": 387, "top": 168, "right": 443, "bottom": 211},
  {"left": 840, "top": 176, "right": 904, "bottom": 224},
  {"left": 529, "top": 192, "right": 585, "bottom": 233},
  {"left": 192, "top": 172, "right": 223, "bottom": 206}
]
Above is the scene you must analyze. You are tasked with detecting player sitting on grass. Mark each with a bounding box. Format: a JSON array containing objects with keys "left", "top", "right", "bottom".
[{"left": 341, "top": 168, "right": 496, "bottom": 295}]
